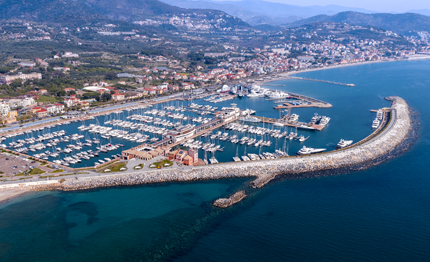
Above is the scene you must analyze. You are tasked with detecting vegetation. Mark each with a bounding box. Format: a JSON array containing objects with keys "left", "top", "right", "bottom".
[
  {"left": 16, "top": 167, "right": 46, "bottom": 176},
  {"left": 101, "top": 162, "right": 127, "bottom": 173},
  {"left": 134, "top": 164, "right": 144, "bottom": 170},
  {"left": 285, "top": 11, "right": 430, "bottom": 35},
  {"left": 36, "top": 96, "right": 62, "bottom": 103},
  {"left": 149, "top": 159, "right": 173, "bottom": 169}
]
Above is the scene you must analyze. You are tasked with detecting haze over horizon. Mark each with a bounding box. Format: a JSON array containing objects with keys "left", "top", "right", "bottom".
[{"left": 211, "top": 0, "right": 430, "bottom": 13}]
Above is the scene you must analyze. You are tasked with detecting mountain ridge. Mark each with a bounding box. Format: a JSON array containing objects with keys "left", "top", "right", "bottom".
[
  {"left": 0, "top": 0, "right": 250, "bottom": 29},
  {"left": 282, "top": 11, "right": 430, "bottom": 35}
]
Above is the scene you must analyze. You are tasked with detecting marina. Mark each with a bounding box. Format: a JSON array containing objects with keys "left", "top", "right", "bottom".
[{"left": 0, "top": 82, "right": 387, "bottom": 172}]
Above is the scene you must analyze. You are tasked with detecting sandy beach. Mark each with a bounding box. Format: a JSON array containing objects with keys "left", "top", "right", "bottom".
[{"left": 0, "top": 188, "right": 30, "bottom": 205}]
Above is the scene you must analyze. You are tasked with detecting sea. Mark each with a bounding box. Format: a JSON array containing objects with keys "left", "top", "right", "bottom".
[{"left": 1, "top": 60, "right": 430, "bottom": 261}]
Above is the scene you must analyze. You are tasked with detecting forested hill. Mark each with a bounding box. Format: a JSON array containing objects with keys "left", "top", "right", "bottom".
[
  {"left": 284, "top": 11, "right": 430, "bottom": 35},
  {"left": 0, "top": 0, "right": 250, "bottom": 28}
]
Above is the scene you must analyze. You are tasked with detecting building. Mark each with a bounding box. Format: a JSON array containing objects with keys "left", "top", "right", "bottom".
[
  {"left": 1, "top": 110, "right": 17, "bottom": 124},
  {"left": 0, "top": 72, "right": 42, "bottom": 84},
  {"left": 38, "top": 89, "right": 48, "bottom": 95},
  {"left": 35, "top": 108, "right": 48, "bottom": 118},
  {"left": 188, "top": 149, "right": 198, "bottom": 164},
  {"left": 165, "top": 125, "right": 196, "bottom": 143},
  {"left": 62, "top": 52, "right": 79, "bottom": 58},
  {"left": 112, "top": 93, "right": 125, "bottom": 101},
  {"left": 0, "top": 103, "right": 10, "bottom": 117},
  {"left": 64, "top": 95, "right": 80, "bottom": 107},
  {"left": 167, "top": 149, "right": 179, "bottom": 160},
  {"left": 122, "top": 150, "right": 153, "bottom": 160},
  {"left": 18, "top": 97, "right": 36, "bottom": 108},
  {"left": 183, "top": 155, "right": 194, "bottom": 166},
  {"left": 175, "top": 150, "right": 188, "bottom": 162},
  {"left": 19, "top": 62, "right": 36, "bottom": 67}
]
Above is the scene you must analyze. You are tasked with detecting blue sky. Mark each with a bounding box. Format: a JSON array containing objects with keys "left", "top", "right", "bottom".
[{"left": 265, "top": 0, "right": 429, "bottom": 12}]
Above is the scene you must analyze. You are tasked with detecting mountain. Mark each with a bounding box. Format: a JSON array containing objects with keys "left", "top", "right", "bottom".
[
  {"left": 160, "top": 0, "right": 378, "bottom": 25},
  {"left": 0, "top": 0, "right": 104, "bottom": 22},
  {"left": 283, "top": 11, "right": 430, "bottom": 35},
  {"left": 0, "top": 0, "right": 250, "bottom": 28},
  {"left": 408, "top": 9, "right": 430, "bottom": 17}
]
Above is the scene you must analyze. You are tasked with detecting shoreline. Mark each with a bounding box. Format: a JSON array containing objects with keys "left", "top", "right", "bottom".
[
  {"left": 258, "top": 55, "right": 430, "bottom": 86},
  {"left": 0, "top": 188, "right": 30, "bottom": 206}
]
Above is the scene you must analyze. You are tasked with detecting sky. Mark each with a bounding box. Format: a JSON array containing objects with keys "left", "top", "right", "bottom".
[{"left": 264, "top": 0, "right": 430, "bottom": 12}]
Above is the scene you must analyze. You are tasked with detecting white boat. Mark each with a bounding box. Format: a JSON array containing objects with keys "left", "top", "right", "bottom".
[
  {"left": 372, "top": 118, "right": 380, "bottom": 128},
  {"left": 296, "top": 146, "right": 326, "bottom": 155},
  {"left": 336, "top": 139, "right": 353, "bottom": 149}
]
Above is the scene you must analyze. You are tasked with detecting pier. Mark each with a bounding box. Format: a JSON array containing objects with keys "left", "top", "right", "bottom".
[
  {"left": 273, "top": 92, "right": 332, "bottom": 109},
  {"left": 290, "top": 76, "right": 355, "bottom": 87},
  {"left": 254, "top": 116, "right": 326, "bottom": 131}
]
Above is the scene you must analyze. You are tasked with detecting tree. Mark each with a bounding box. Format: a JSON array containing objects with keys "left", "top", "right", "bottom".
[
  {"left": 104, "top": 72, "right": 118, "bottom": 80},
  {"left": 57, "top": 90, "right": 66, "bottom": 96}
]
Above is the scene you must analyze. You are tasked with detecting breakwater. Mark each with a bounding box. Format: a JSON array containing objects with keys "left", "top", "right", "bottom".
[{"left": 29, "top": 96, "right": 411, "bottom": 207}]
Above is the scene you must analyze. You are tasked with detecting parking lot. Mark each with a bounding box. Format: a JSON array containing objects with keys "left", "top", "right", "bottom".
[{"left": 0, "top": 153, "right": 51, "bottom": 177}]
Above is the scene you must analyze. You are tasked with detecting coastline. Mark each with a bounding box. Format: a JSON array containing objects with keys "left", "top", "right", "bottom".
[
  {"left": 258, "top": 55, "right": 430, "bottom": 86},
  {"left": 0, "top": 188, "right": 30, "bottom": 206}
]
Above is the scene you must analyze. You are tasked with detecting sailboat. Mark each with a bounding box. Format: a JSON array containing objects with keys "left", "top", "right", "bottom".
[{"left": 233, "top": 146, "right": 241, "bottom": 161}]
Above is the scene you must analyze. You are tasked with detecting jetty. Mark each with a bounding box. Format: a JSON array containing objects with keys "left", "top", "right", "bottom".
[
  {"left": 213, "top": 191, "right": 247, "bottom": 208},
  {"left": 290, "top": 76, "right": 355, "bottom": 87}
]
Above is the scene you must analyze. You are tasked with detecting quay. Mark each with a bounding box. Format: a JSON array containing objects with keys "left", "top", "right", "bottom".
[
  {"left": 289, "top": 76, "right": 355, "bottom": 87},
  {"left": 254, "top": 116, "right": 326, "bottom": 131},
  {"left": 13, "top": 96, "right": 411, "bottom": 208},
  {"left": 273, "top": 92, "right": 332, "bottom": 109}
]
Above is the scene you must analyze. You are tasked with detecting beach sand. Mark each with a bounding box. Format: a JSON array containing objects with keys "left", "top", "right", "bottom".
[{"left": 0, "top": 188, "right": 30, "bottom": 205}]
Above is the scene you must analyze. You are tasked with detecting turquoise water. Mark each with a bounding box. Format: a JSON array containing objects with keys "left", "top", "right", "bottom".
[{"left": 1, "top": 60, "right": 430, "bottom": 261}]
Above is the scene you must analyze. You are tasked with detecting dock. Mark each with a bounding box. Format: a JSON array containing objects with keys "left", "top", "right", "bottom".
[
  {"left": 254, "top": 116, "right": 326, "bottom": 131},
  {"left": 272, "top": 92, "right": 332, "bottom": 109}
]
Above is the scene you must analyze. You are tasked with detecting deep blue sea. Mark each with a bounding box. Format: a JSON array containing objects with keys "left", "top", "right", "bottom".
[{"left": 1, "top": 60, "right": 430, "bottom": 261}]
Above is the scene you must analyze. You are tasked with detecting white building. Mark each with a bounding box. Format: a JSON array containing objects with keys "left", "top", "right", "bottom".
[
  {"left": 18, "top": 97, "right": 36, "bottom": 108},
  {"left": 0, "top": 103, "right": 10, "bottom": 117},
  {"left": 0, "top": 72, "right": 42, "bottom": 84},
  {"left": 62, "top": 52, "right": 79, "bottom": 58}
]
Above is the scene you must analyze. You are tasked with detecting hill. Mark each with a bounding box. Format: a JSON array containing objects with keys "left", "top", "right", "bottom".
[
  {"left": 0, "top": 0, "right": 250, "bottom": 29},
  {"left": 283, "top": 11, "right": 430, "bottom": 35},
  {"left": 160, "top": 0, "right": 377, "bottom": 26}
]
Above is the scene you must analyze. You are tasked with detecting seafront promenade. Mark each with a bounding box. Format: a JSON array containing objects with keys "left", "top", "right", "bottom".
[{"left": 11, "top": 96, "right": 411, "bottom": 208}]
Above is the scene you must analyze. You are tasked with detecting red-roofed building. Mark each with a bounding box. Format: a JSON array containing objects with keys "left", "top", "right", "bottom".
[
  {"left": 112, "top": 93, "right": 125, "bottom": 101},
  {"left": 39, "top": 89, "right": 48, "bottom": 95},
  {"left": 64, "top": 95, "right": 80, "bottom": 107},
  {"left": 35, "top": 108, "right": 48, "bottom": 118}
]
